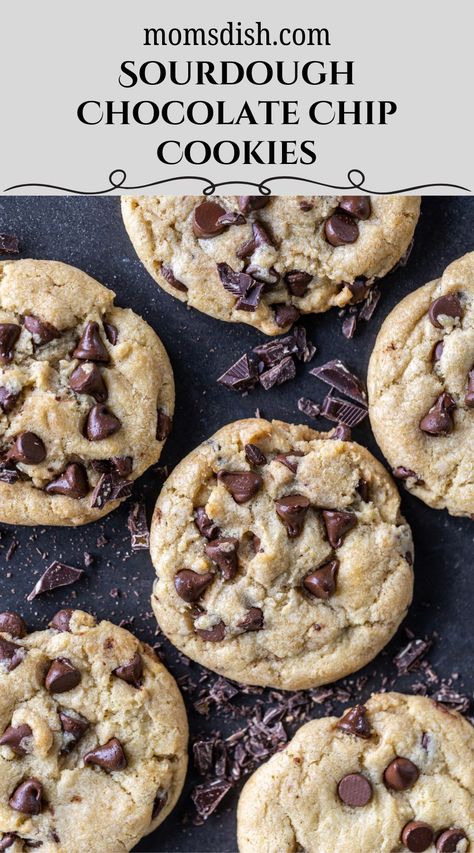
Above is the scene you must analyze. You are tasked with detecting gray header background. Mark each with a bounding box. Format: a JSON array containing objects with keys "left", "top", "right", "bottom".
[{"left": 1, "top": 0, "right": 472, "bottom": 195}]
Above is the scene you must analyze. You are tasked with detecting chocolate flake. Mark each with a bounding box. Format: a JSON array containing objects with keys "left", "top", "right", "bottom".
[
  {"left": 27, "top": 561, "right": 84, "bottom": 601},
  {"left": 127, "top": 501, "right": 150, "bottom": 550}
]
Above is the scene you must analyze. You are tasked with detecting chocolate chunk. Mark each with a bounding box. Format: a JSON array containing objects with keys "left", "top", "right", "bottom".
[
  {"left": 7, "top": 432, "right": 46, "bottom": 465},
  {"left": 244, "top": 444, "right": 267, "bottom": 466},
  {"left": 103, "top": 322, "right": 118, "bottom": 345},
  {"left": 69, "top": 363, "right": 108, "bottom": 402},
  {"left": 113, "top": 652, "right": 143, "bottom": 688},
  {"left": 194, "top": 507, "right": 220, "bottom": 540},
  {"left": 217, "top": 353, "right": 259, "bottom": 392},
  {"left": 0, "top": 637, "right": 25, "bottom": 672},
  {"left": 297, "top": 397, "right": 321, "bottom": 420},
  {"left": 324, "top": 212, "right": 359, "bottom": 246},
  {"left": 394, "top": 637, "right": 432, "bottom": 675},
  {"left": 348, "top": 278, "right": 371, "bottom": 303},
  {"left": 321, "top": 393, "right": 368, "bottom": 428},
  {"left": 110, "top": 456, "right": 133, "bottom": 477},
  {"left": 241, "top": 221, "right": 274, "bottom": 253},
  {"left": 73, "top": 321, "right": 110, "bottom": 362},
  {"left": 419, "top": 392, "right": 456, "bottom": 435},
  {"left": 310, "top": 359, "right": 367, "bottom": 405},
  {"left": 0, "top": 612, "right": 27, "bottom": 638},
  {"left": 336, "top": 704, "right": 371, "bottom": 739},
  {"left": 0, "top": 324, "right": 21, "bottom": 363},
  {"left": 45, "top": 463, "right": 89, "bottom": 499},
  {"left": 59, "top": 711, "right": 89, "bottom": 753},
  {"left": 436, "top": 829, "right": 467, "bottom": 852},
  {"left": 0, "top": 834, "right": 16, "bottom": 850},
  {"left": 24, "top": 314, "right": 60, "bottom": 346},
  {"left": 84, "top": 737, "right": 127, "bottom": 772},
  {"left": 331, "top": 424, "right": 352, "bottom": 441},
  {"left": 174, "top": 570, "right": 214, "bottom": 602},
  {"left": 284, "top": 270, "right": 313, "bottom": 297},
  {"left": 303, "top": 559, "right": 339, "bottom": 599},
  {"left": 217, "top": 211, "right": 246, "bottom": 228},
  {"left": 357, "top": 479, "right": 370, "bottom": 502},
  {"left": 254, "top": 326, "right": 314, "bottom": 366},
  {"left": 50, "top": 609, "right": 75, "bottom": 633},
  {"left": 274, "top": 494, "right": 310, "bottom": 538},
  {"left": 238, "top": 196, "right": 270, "bottom": 214},
  {"left": 244, "top": 263, "right": 279, "bottom": 287},
  {"left": 358, "top": 285, "right": 381, "bottom": 322},
  {"left": 322, "top": 509, "right": 357, "bottom": 548},
  {"left": 237, "top": 607, "right": 264, "bottom": 632},
  {"left": 89, "top": 472, "right": 132, "bottom": 508},
  {"left": 9, "top": 779, "right": 43, "bottom": 815},
  {"left": 156, "top": 408, "right": 172, "bottom": 441},
  {"left": 273, "top": 305, "right": 300, "bottom": 328},
  {"left": 342, "top": 312, "right": 358, "bottom": 339},
  {"left": 160, "top": 263, "right": 188, "bottom": 293},
  {"left": 205, "top": 538, "right": 238, "bottom": 581},
  {"left": 85, "top": 403, "right": 121, "bottom": 441},
  {"left": 0, "top": 233, "right": 19, "bottom": 254},
  {"left": 27, "top": 561, "right": 84, "bottom": 601},
  {"left": 0, "top": 386, "right": 19, "bottom": 413},
  {"left": 152, "top": 790, "right": 168, "bottom": 820},
  {"left": 392, "top": 466, "right": 424, "bottom": 486},
  {"left": 339, "top": 196, "right": 371, "bottom": 220},
  {"left": 127, "top": 501, "right": 149, "bottom": 550},
  {"left": 274, "top": 451, "right": 303, "bottom": 474},
  {"left": 299, "top": 199, "right": 313, "bottom": 211},
  {"left": 337, "top": 773, "right": 372, "bottom": 807},
  {"left": 384, "top": 757, "right": 419, "bottom": 790},
  {"left": 259, "top": 355, "right": 296, "bottom": 390},
  {"left": 193, "top": 201, "right": 227, "bottom": 238},
  {"left": 217, "top": 470, "right": 262, "bottom": 504},
  {"left": 44, "top": 658, "right": 81, "bottom": 693},
  {"left": 465, "top": 369, "right": 474, "bottom": 408},
  {"left": 401, "top": 821, "right": 434, "bottom": 852},
  {"left": 237, "top": 281, "right": 264, "bottom": 312},
  {"left": 0, "top": 723, "right": 32, "bottom": 755},
  {"left": 195, "top": 621, "right": 226, "bottom": 642},
  {"left": 428, "top": 293, "right": 462, "bottom": 328},
  {"left": 433, "top": 340, "right": 445, "bottom": 362},
  {"left": 217, "top": 262, "right": 253, "bottom": 297}
]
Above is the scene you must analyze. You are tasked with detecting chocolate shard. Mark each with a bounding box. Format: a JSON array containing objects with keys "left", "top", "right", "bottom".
[
  {"left": 90, "top": 472, "right": 133, "bottom": 509},
  {"left": 217, "top": 354, "right": 259, "bottom": 393},
  {"left": 321, "top": 393, "right": 368, "bottom": 428},
  {"left": 254, "top": 326, "right": 315, "bottom": 366},
  {"left": 259, "top": 356, "right": 296, "bottom": 391},
  {"left": 0, "top": 466, "right": 19, "bottom": 484},
  {"left": 284, "top": 270, "right": 313, "bottom": 297},
  {"left": 358, "top": 286, "right": 381, "bottom": 322},
  {"left": 336, "top": 704, "right": 372, "bottom": 739},
  {"left": 27, "top": 561, "right": 84, "bottom": 601},
  {"left": 238, "top": 195, "right": 270, "bottom": 214},
  {"left": 393, "top": 638, "right": 432, "bottom": 675},
  {"left": 310, "top": 359, "right": 367, "bottom": 405},
  {"left": 0, "top": 324, "right": 21, "bottom": 364},
  {"left": 297, "top": 397, "right": 321, "bottom": 420},
  {"left": 160, "top": 263, "right": 188, "bottom": 293},
  {"left": 347, "top": 278, "right": 370, "bottom": 304},
  {"left": 127, "top": 501, "right": 150, "bottom": 550},
  {"left": 0, "top": 234, "right": 20, "bottom": 254},
  {"left": 191, "top": 778, "right": 233, "bottom": 821},
  {"left": 465, "top": 368, "right": 474, "bottom": 408}
]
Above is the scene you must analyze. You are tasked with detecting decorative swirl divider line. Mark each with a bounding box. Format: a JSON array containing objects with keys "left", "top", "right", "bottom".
[{"left": 3, "top": 168, "right": 471, "bottom": 195}]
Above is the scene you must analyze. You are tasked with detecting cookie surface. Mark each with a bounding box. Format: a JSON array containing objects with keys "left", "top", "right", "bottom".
[
  {"left": 150, "top": 418, "right": 413, "bottom": 689},
  {"left": 368, "top": 252, "right": 474, "bottom": 517},
  {"left": 121, "top": 195, "right": 420, "bottom": 335},
  {"left": 0, "top": 259, "right": 174, "bottom": 525},
  {"left": 237, "top": 692, "right": 473, "bottom": 853},
  {"left": 0, "top": 609, "right": 188, "bottom": 853}
]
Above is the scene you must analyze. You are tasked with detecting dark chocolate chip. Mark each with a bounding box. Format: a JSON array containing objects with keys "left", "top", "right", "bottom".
[
  {"left": 0, "top": 723, "right": 32, "bottom": 755},
  {"left": 24, "top": 314, "right": 60, "bottom": 345},
  {"left": 216, "top": 211, "right": 246, "bottom": 228},
  {"left": 0, "top": 386, "right": 20, "bottom": 413},
  {"left": 0, "top": 637, "right": 25, "bottom": 672},
  {"left": 85, "top": 404, "right": 121, "bottom": 441},
  {"left": 348, "top": 278, "right": 371, "bottom": 304},
  {"left": 7, "top": 432, "right": 46, "bottom": 465},
  {"left": 272, "top": 304, "right": 300, "bottom": 328},
  {"left": 303, "top": 559, "right": 339, "bottom": 600},
  {"left": 156, "top": 409, "right": 172, "bottom": 441},
  {"left": 244, "top": 444, "right": 267, "bottom": 466},
  {"left": 237, "top": 607, "right": 264, "bottom": 632},
  {"left": 392, "top": 467, "right": 424, "bottom": 485},
  {"left": 0, "top": 324, "right": 21, "bottom": 363},
  {"left": 152, "top": 790, "right": 168, "bottom": 820},
  {"left": 337, "top": 773, "right": 372, "bottom": 807},
  {"left": 194, "top": 507, "right": 221, "bottom": 540},
  {"left": 357, "top": 479, "right": 370, "bottom": 502},
  {"left": 436, "top": 829, "right": 467, "bottom": 852},
  {"left": 89, "top": 472, "right": 132, "bottom": 509},
  {"left": 217, "top": 470, "right": 262, "bottom": 504},
  {"left": 59, "top": 711, "right": 89, "bottom": 753},
  {"left": 0, "top": 233, "right": 19, "bottom": 254},
  {"left": 274, "top": 494, "right": 310, "bottom": 538},
  {"left": 428, "top": 294, "right": 462, "bottom": 328},
  {"left": 383, "top": 756, "right": 419, "bottom": 790},
  {"left": 419, "top": 392, "right": 456, "bottom": 435},
  {"left": 401, "top": 821, "right": 434, "bottom": 852},
  {"left": 50, "top": 609, "right": 75, "bottom": 633},
  {"left": 0, "top": 834, "right": 16, "bottom": 850},
  {"left": 69, "top": 363, "right": 108, "bottom": 402},
  {"left": 339, "top": 196, "right": 371, "bottom": 220},
  {"left": 310, "top": 359, "right": 367, "bottom": 405},
  {"left": 465, "top": 369, "right": 474, "bottom": 408},
  {"left": 174, "top": 570, "right": 214, "bottom": 602},
  {"left": 259, "top": 355, "right": 296, "bottom": 390},
  {"left": 44, "top": 658, "right": 81, "bottom": 693},
  {"left": 433, "top": 340, "right": 445, "bottom": 362},
  {"left": 73, "top": 321, "right": 110, "bottom": 362},
  {"left": 238, "top": 196, "right": 270, "bottom": 214},
  {"left": 45, "top": 463, "right": 89, "bottom": 499},
  {"left": 195, "top": 621, "right": 226, "bottom": 642},
  {"left": 9, "top": 778, "right": 43, "bottom": 815},
  {"left": 321, "top": 393, "right": 368, "bottom": 428},
  {"left": 205, "top": 538, "right": 239, "bottom": 581},
  {"left": 274, "top": 451, "right": 304, "bottom": 474},
  {"left": 284, "top": 270, "right": 313, "bottom": 297},
  {"left": 299, "top": 199, "right": 313, "bottom": 211},
  {"left": 160, "top": 263, "right": 188, "bottom": 293},
  {"left": 0, "top": 612, "right": 27, "bottom": 638},
  {"left": 113, "top": 652, "right": 143, "bottom": 688},
  {"left": 111, "top": 456, "right": 133, "bottom": 477},
  {"left": 193, "top": 202, "right": 228, "bottom": 238},
  {"left": 322, "top": 509, "right": 357, "bottom": 548},
  {"left": 27, "top": 561, "right": 84, "bottom": 602},
  {"left": 103, "top": 322, "right": 118, "bottom": 345},
  {"left": 127, "top": 501, "right": 149, "bottom": 550},
  {"left": 324, "top": 213, "right": 359, "bottom": 246},
  {"left": 336, "top": 705, "right": 371, "bottom": 739},
  {"left": 217, "top": 354, "right": 259, "bottom": 392},
  {"left": 84, "top": 737, "right": 127, "bottom": 772}
]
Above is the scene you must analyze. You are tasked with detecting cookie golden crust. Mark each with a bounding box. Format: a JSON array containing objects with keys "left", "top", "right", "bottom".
[
  {"left": 150, "top": 418, "right": 413, "bottom": 690},
  {"left": 0, "top": 610, "right": 188, "bottom": 853},
  {"left": 121, "top": 195, "right": 420, "bottom": 336},
  {"left": 0, "top": 259, "right": 174, "bottom": 526},
  {"left": 237, "top": 692, "right": 474, "bottom": 853},
  {"left": 368, "top": 252, "right": 474, "bottom": 517}
]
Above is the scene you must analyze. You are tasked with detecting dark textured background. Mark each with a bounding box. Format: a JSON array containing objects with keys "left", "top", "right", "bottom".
[{"left": 0, "top": 196, "right": 472, "bottom": 853}]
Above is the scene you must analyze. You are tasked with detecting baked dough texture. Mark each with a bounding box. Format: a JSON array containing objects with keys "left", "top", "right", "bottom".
[
  {"left": 0, "top": 609, "right": 188, "bottom": 853},
  {"left": 150, "top": 418, "right": 413, "bottom": 689},
  {"left": 368, "top": 253, "right": 474, "bottom": 517},
  {"left": 121, "top": 195, "right": 420, "bottom": 335},
  {"left": 237, "top": 692, "right": 474, "bottom": 853},
  {"left": 0, "top": 260, "right": 174, "bottom": 526}
]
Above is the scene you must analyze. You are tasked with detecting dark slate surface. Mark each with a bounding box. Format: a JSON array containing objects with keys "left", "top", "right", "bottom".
[{"left": 0, "top": 196, "right": 472, "bottom": 853}]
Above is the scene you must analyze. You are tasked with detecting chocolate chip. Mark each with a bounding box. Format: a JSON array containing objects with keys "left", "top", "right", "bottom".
[
  {"left": 84, "top": 737, "right": 127, "bottom": 772},
  {"left": 237, "top": 607, "right": 264, "bottom": 632},
  {"left": 284, "top": 270, "right": 313, "bottom": 297},
  {"left": 244, "top": 444, "right": 267, "bottom": 466},
  {"left": 205, "top": 538, "right": 238, "bottom": 581},
  {"left": 321, "top": 393, "right": 368, "bottom": 428},
  {"left": 23, "top": 314, "right": 60, "bottom": 346},
  {"left": 90, "top": 471, "right": 132, "bottom": 508},
  {"left": 7, "top": 432, "right": 46, "bottom": 465},
  {"left": 127, "top": 501, "right": 149, "bottom": 550},
  {"left": 436, "top": 829, "right": 467, "bottom": 852},
  {"left": 392, "top": 467, "right": 424, "bottom": 486},
  {"left": 324, "top": 212, "right": 359, "bottom": 246},
  {"left": 428, "top": 294, "right": 462, "bottom": 328},
  {"left": 383, "top": 756, "right": 419, "bottom": 790},
  {"left": 69, "top": 363, "right": 108, "bottom": 402},
  {"left": 73, "top": 321, "right": 110, "bottom": 362},
  {"left": 322, "top": 509, "right": 357, "bottom": 548},
  {"left": 357, "top": 479, "right": 370, "bottom": 502},
  {"left": 0, "top": 612, "right": 27, "bottom": 638},
  {"left": 217, "top": 470, "right": 262, "bottom": 504},
  {"left": 274, "top": 494, "right": 310, "bottom": 538},
  {"left": 193, "top": 201, "right": 228, "bottom": 238},
  {"left": 50, "top": 609, "right": 74, "bottom": 632},
  {"left": 0, "top": 233, "right": 19, "bottom": 254},
  {"left": 0, "top": 386, "right": 19, "bottom": 413},
  {"left": 103, "top": 322, "right": 118, "bottom": 345},
  {"left": 238, "top": 196, "right": 270, "bottom": 214},
  {"left": 194, "top": 507, "right": 221, "bottom": 540},
  {"left": 0, "top": 466, "right": 18, "bottom": 484},
  {"left": 59, "top": 711, "right": 89, "bottom": 753},
  {"left": 274, "top": 451, "right": 304, "bottom": 474},
  {"left": 27, "top": 561, "right": 84, "bottom": 601},
  {"left": 156, "top": 408, "right": 172, "bottom": 441},
  {"left": 0, "top": 637, "right": 25, "bottom": 672},
  {"left": 195, "top": 621, "right": 226, "bottom": 642},
  {"left": 433, "top": 340, "right": 445, "bottom": 362},
  {"left": 0, "top": 723, "right": 32, "bottom": 755},
  {"left": 217, "top": 354, "right": 259, "bottom": 392},
  {"left": 152, "top": 790, "right": 168, "bottom": 820},
  {"left": 348, "top": 278, "right": 371, "bottom": 304},
  {"left": 160, "top": 263, "right": 188, "bottom": 293},
  {"left": 113, "top": 652, "right": 143, "bottom": 688},
  {"left": 45, "top": 463, "right": 89, "bottom": 499},
  {"left": 419, "top": 392, "right": 456, "bottom": 435},
  {"left": 299, "top": 199, "right": 313, "bottom": 211},
  {"left": 303, "top": 559, "right": 339, "bottom": 599},
  {"left": 0, "top": 834, "right": 16, "bottom": 850},
  {"left": 336, "top": 704, "right": 371, "bottom": 738},
  {"left": 259, "top": 355, "right": 296, "bottom": 390},
  {"left": 339, "top": 196, "right": 371, "bottom": 220},
  {"left": 217, "top": 211, "right": 246, "bottom": 228},
  {"left": 310, "top": 359, "right": 367, "bottom": 405},
  {"left": 250, "top": 221, "right": 274, "bottom": 250},
  {"left": 175, "top": 570, "right": 214, "bottom": 602},
  {"left": 401, "top": 821, "right": 434, "bottom": 852},
  {"left": 9, "top": 779, "right": 43, "bottom": 815},
  {"left": 337, "top": 773, "right": 372, "bottom": 807},
  {"left": 85, "top": 404, "right": 121, "bottom": 441},
  {"left": 465, "top": 369, "right": 474, "bottom": 408},
  {"left": 273, "top": 305, "right": 300, "bottom": 328},
  {"left": 297, "top": 397, "right": 321, "bottom": 420},
  {"left": 111, "top": 456, "right": 133, "bottom": 477},
  {"left": 44, "top": 658, "right": 81, "bottom": 693},
  {"left": 0, "top": 324, "right": 21, "bottom": 363}
]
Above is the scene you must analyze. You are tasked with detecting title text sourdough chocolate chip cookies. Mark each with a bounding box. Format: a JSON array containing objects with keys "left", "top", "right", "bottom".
[
  {"left": 368, "top": 253, "right": 474, "bottom": 517},
  {"left": 237, "top": 692, "right": 473, "bottom": 853},
  {"left": 121, "top": 195, "right": 420, "bottom": 335},
  {"left": 0, "top": 609, "right": 188, "bottom": 853},
  {"left": 0, "top": 260, "right": 174, "bottom": 525},
  {"left": 150, "top": 418, "right": 413, "bottom": 689}
]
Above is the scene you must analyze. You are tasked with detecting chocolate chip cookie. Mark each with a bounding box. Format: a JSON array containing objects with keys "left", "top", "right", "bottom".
[
  {"left": 368, "top": 253, "right": 474, "bottom": 517},
  {"left": 0, "top": 259, "right": 174, "bottom": 525},
  {"left": 237, "top": 692, "right": 473, "bottom": 853},
  {"left": 0, "top": 608, "right": 188, "bottom": 853},
  {"left": 121, "top": 195, "right": 420, "bottom": 335},
  {"left": 150, "top": 418, "right": 413, "bottom": 689}
]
